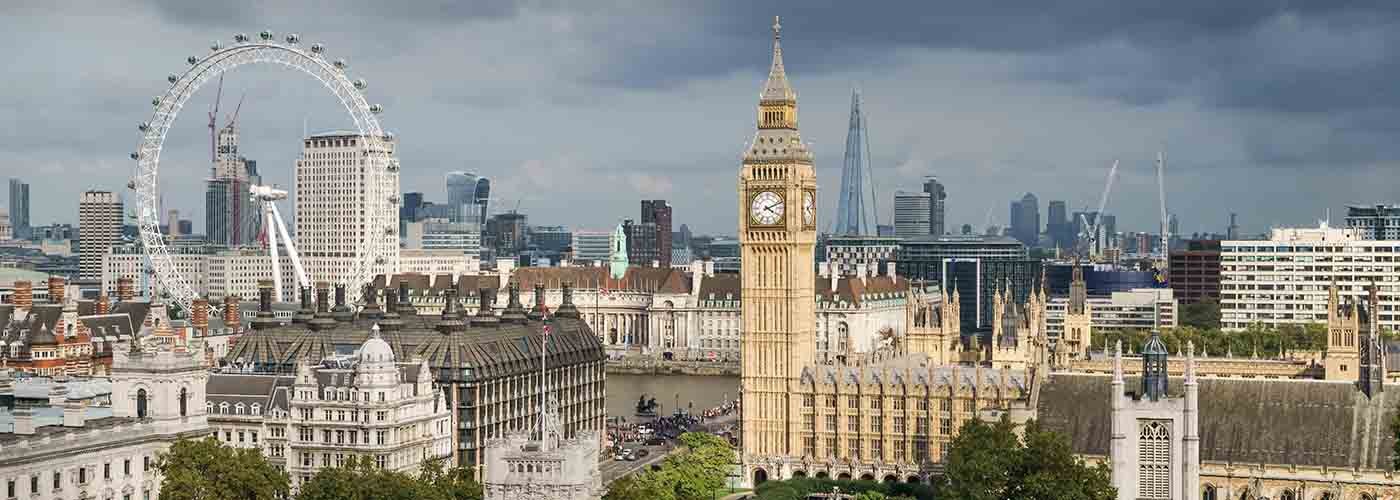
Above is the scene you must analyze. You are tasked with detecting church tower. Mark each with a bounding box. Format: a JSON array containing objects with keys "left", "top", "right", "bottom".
[
  {"left": 1062, "top": 261, "right": 1093, "bottom": 359},
  {"left": 739, "top": 16, "right": 819, "bottom": 468},
  {"left": 1325, "top": 279, "right": 1361, "bottom": 381}
]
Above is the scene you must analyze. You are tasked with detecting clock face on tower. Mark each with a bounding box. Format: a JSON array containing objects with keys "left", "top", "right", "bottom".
[
  {"left": 802, "top": 190, "right": 815, "bottom": 227},
  {"left": 750, "top": 191, "right": 785, "bottom": 226}
]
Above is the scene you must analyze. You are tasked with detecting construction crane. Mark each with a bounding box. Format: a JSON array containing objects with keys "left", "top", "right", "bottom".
[
  {"left": 226, "top": 93, "right": 246, "bottom": 129},
  {"left": 1156, "top": 152, "right": 1169, "bottom": 264},
  {"left": 208, "top": 74, "right": 223, "bottom": 165},
  {"left": 1077, "top": 159, "right": 1119, "bottom": 260}
]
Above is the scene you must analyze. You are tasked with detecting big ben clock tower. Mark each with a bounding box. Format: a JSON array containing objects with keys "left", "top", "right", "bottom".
[{"left": 739, "top": 16, "right": 818, "bottom": 472}]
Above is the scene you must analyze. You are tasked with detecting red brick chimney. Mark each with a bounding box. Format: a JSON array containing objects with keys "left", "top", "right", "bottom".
[
  {"left": 223, "top": 295, "right": 240, "bottom": 330},
  {"left": 117, "top": 277, "right": 134, "bottom": 302},
  {"left": 47, "top": 276, "right": 65, "bottom": 304},
  {"left": 95, "top": 294, "right": 110, "bottom": 315},
  {"left": 13, "top": 280, "right": 32, "bottom": 309},
  {"left": 191, "top": 298, "right": 209, "bottom": 334}
]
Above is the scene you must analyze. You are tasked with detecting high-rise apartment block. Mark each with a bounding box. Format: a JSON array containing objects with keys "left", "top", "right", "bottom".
[
  {"left": 641, "top": 200, "right": 673, "bottom": 267},
  {"left": 1219, "top": 223, "right": 1400, "bottom": 331},
  {"left": 1169, "top": 239, "right": 1221, "bottom": 305},
  {"left": 1046, "top": 200, "right": 1070, "bottom": 250},
  {"left": 78, "top": 190, "right": 122, "bottom": 280},
  {"left": 1345, "top": 204, "right": 1400, "bottom": 240},
  {"left": 893, "top": 190, "right": 931, "bottom": 238},
  {"left": 922, "top": 177, "right": 946, "bottom": 236},
  {"left": 622, "top": 218, "right": 659, "bottom": 267},
  {"left": 295, "top": 131, "right": 399, "bottom": 287},
  {"left": 8, "top": 178, "right": 29, "bottom": 240}
]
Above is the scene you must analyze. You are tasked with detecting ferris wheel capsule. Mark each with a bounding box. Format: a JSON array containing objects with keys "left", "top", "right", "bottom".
[
  {"left": 151, "top": 96, "right": 162, "bottom": 107},
  {"left": 127, "top": 180, "right": 137, "bottom": 190},
  {"left": 260, "top": 30, "right": 274, "bottom": 41},
  {"left": 310, "top": 43, "right": 324, "bottom": 54},
  {"left": 388, "top": 195, "right": 400, "bottom": 204},
  {"left": 211, "top": 41, "right": 222, "bottom": 51},
  {"left": 167, "top": 74, "right": 178, "bottom": 84},
  {"left": 333, "top": 59, "right": 347, "bottom": 70},
  {"left": 353, "top": 78, "right": 367, "bottom": 90},
  {"left": 138, "top": 122, "right": 150, "bottom": 132},
  {"left": 234, "top": 33, "right": 249, "bottom": 43},
  {"left": 286, "top": 34, "right": 300, "bottom": 44},
  {"left": 130, "top": 152, "right": 140, "bottom": 160},
  {"left": 369, "top": 104, "right": 383, "bottom": 114},
  {"left": 187, "top": 55, "right": 199, "bottom": 65}
]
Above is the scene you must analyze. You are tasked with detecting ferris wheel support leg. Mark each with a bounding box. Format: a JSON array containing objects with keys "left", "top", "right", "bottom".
[
  {"left": 269, "top": 202, "right": 309, "bottom": 290},
  {"left": 266, "top": 206, "right": 284, "bottom": 302}
]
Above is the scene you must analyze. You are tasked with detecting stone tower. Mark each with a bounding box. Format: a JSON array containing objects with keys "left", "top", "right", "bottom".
[
  {"left": 739, "top": 15, "right": 819, "bottom": 473},
  {"left": 1325, "top": 280, "right": 1362, "bottom": 381},
  {"left": 1062, "top": 261, "right": 1092, "bottom": 359},
  {"left": 1109, "top": 337, "right": 1200, "bottom": 500}
]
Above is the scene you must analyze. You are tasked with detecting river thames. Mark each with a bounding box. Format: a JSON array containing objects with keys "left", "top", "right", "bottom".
[{"left": 605, "top": 373, "right": 740, "bottom": 418}]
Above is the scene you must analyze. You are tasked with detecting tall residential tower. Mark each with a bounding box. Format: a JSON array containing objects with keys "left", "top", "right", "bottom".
[{"left": 79, "top": 190, "right": 123, "bottom": 280}]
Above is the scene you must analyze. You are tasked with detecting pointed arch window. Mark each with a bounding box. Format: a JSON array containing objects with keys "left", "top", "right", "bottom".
[
  {"left": 179, "top": 387, "right": 188, "bottom": 417},
  {"left": 1137, "top": 420, "right": 1171, "bottom": 500}
]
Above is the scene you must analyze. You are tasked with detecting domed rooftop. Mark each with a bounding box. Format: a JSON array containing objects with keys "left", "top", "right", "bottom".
[{"left": 358, "top": 324, "right": 395, "bottom": 364}]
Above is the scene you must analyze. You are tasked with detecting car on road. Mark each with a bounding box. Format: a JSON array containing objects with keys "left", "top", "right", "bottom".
[
  {"left": 645, "top": 437, "right": 665, "bottom": 446},
  {"left": 634, "top": 449, "right": 650, "bottom": 458}
]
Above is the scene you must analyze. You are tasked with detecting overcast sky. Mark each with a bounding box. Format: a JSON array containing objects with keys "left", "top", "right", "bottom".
[{"left": 4, "top": 1, "right": 1399, "bottom": 237}]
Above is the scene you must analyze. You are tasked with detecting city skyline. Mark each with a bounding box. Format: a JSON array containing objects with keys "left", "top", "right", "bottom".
[{"left": 5, "top": 3, "right": 1400, "bottom": 237}]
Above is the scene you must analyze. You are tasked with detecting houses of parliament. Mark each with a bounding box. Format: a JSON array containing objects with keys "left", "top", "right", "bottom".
[{"left": 737, "top": 17, "right": 1400, "bottom": 499}]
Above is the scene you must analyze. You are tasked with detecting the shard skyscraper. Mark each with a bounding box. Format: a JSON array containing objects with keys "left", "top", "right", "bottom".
[{"left": 834, "top": 89, "right": 877, "bottom": 235}]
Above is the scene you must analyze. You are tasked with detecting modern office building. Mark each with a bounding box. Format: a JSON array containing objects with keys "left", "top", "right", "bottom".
[
  {"left": 399, "top": 191, "right": 424, "bottom": 235},
  {"left": 529, "top": 226, "right": 572, "bottom": 253},
  {"left": 894, "top": 234, "right": 1026, "bottom": 285},
  {"left": 1345, "top": 204, "right": 1400, "bottom": 240},
  {"left": 1009, "top": 193, "right": 1039, "bottom": 247},
  {"left": 1044, "top": 288, "right": 1177, "bottom": 340},
  {"left": 893, "top": 190, "right": 932, "bottom": 238},
  {"left": 1219, "top": 223, "right": 1400, "bottom": 331},
  {"left": 570, "top": 231, "right": 612, "bottom": 265},
  {"left": 78, "top": 191, "right": 122, "bottom": 281},
  {"left": 473, "top": 178, "right": 491, "bottom": 227},
  {"left": 294, "top": 131, "right": 399, "bottom": 287},
  {"left": 0, "top": 211, "right": 10, "bottom": 242},
  {"left": 1169, "top": 240, "right": 1222, "bottom": 305},
  {"left": 1046, "top": 200, "right": 1069, "bottom": 250},
  {"left": 446, "top": 171, "right": 479, "bottom": 220},
  {"left": 707, "top": 238, "right": 740, "bottom": 273},
  {"left": 622, "top": 219, "right": 660, "bottom": 267},
  {"left": 484, "top": 213, "right": 528, "bottom": 258},
  {"left": 922, "top": 177, "right": 946, "bottom": 236},
  {"left": 8, "top": 179, "right": 29, "bottom": 240},
  {"left": 405, "top": 219, "right": 481, "bottom": 255},
  {"left": 823, "top": 235, "right": 901, "bottom": 277},
  {"left": 641, "top": 200, "right": 673, "bottom": 267}
]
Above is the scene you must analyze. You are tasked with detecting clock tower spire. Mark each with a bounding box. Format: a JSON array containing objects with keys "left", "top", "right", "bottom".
[{"left": 739, "top": 15, "right": 819, "bottom": 473}]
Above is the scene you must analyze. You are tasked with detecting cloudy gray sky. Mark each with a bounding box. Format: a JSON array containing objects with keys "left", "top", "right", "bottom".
[{"left": 3, "top": 1, "right": 1399, "bottom": 237}]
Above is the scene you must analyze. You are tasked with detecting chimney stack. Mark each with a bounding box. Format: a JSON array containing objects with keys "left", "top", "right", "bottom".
[
  {"left": 117, "top": 276, "right": 134, "bottom": 302},
  {"left": 47, "top": 276, "right": 65, "bottom": 304},
  {"left": 191, "top": 298, "right": 210, "bottom": 333},
  {"left": 529, "top": 283, "right": 547, "bottom": 320},
  {"left": 13, "top": 280, "right": 32, "bottom": 309},
  {"left": 332, "top": 284, "right": 354, "bottom": 322},
  {"left": 63, "top": 400, "right": 87, "bottom": 428},
  {"left": 95, "top": 293, "right": 110, "bottom": 314},
  {"left": 555, "top": 281, "right": 580, "bottom": 318},
  {"left": 223, "top": 295, "right": 240, "bottom": 331}
]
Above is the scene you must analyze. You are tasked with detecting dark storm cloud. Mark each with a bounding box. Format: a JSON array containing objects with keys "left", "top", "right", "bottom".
[{"left": 4, "top": 1, "right": 1400, "bottom": 237}]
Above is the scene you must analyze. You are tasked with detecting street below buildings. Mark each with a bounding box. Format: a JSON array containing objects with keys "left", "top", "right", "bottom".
[{"left": 599, "top": 412, "right": 740, "bottom": 485}]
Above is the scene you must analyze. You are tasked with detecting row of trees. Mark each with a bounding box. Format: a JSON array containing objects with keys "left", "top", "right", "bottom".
[
  {"left": 154, "top": 438, "right": 483, "bottom": 500},
  {"left": 749, "top": 416, "right": 1115, "bottom": 500},
  {"left": 605, "top": 432, "right": 736, "bottom": 500},
  {"left": 1095, "top": 323, "right": 1329, "bottom": 359}
]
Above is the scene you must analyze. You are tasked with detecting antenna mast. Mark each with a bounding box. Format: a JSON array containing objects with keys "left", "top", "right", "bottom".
[{"left": 1156, "top": 152, "right": 1169, "bottom": 261}]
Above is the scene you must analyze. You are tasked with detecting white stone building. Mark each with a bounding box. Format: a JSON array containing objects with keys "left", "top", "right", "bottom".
[
  {"left": 208, "top": 326, "right": 452, "bottom": 490},
  {"left": 570, "top": 231, "right": 613, "bottom": 266},
  {"left": 1220, "top": 222, "right": 1400, "bottom": 331},
  {"left": 1045, "top": 288, "right": 1177, "bottom": 338},
  {"left": 482, "top": 396, "right": 601, "bottom": 500},
  {"left": 399, "top": 248, "right": 481, "bottom": 276},
  {"left": 0, "top": 337, "right": 211, "bottom": 500},
  {"left": 295, "top": 131, "right": 399, "bottom": 288}
]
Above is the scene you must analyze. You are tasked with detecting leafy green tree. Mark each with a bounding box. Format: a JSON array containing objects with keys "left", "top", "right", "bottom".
[
  {"left": 942, "top": 415, "right": 1114, "bottom": 500},
  {"left": 296, "top": 456, "right": 439, "bottom": 500},
  {"left": 854, "top": 491, "right": 889, "bottom": 500},
  {"left": 419, "top": 459, "right": 485, "bottom": 500},
  {"left": 1179, "top": 299, "right": 1220, "bottom": 330},
  {"left": 156, "top": 437, "right": 290, "bottom": 500},
  {"left": 604, "top": 432, "right": 735, "bottom": 500},
  {"left": 941, "top": 416, "right": 1021, "bottom": 500}
]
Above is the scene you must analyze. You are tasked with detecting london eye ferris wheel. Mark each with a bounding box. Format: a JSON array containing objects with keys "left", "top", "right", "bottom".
[{"left": 130, "top": 30, "right": 399, "bottom": 316}]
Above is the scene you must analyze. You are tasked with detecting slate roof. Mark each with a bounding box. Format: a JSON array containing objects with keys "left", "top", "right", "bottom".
[
  {"left": 1037, "top": 373, "right": 1400, "bottom": 470},
  {"left": 225, "top": 286, "right": 605, "bottom": 384}
]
